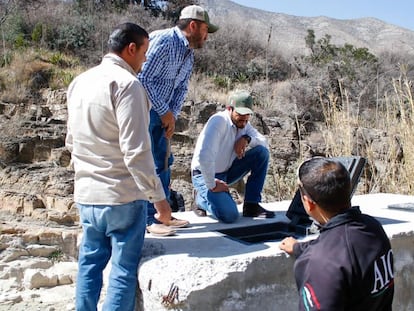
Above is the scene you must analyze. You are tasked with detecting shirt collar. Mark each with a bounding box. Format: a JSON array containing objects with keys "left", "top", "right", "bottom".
[
  {"left": 223, "top": 109, "right": 237, "bottom": 129},
  {"left": 102, "top": 53, "right": 136, "bottom": 76},
  {"left": 174, "top": 26, "right": 190, "bottom": 49}
]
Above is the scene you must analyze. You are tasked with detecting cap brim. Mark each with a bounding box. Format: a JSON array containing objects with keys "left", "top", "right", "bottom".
[
  {"left": 234, "top": 107, "right": 253, "bottom": 115},
  {"left": 207, "top": 23, "right": 219, "bottom": 33}
]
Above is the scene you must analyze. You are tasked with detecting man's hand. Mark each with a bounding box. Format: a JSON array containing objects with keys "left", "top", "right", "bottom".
[
  {"left": 234, "top": 136, "right": 249, "bottom": 159},
  {"left": 160, "top": 111, "right": 175, "bottom": 139},
  {"left": 279, "top": 236, "right": 298, "bottom": 255},
  {"left": 153, "top": 199, "right": 172, "bottom": 224},
  {"left": 210, "top": 179, "right": 229, "bottom": 192}
]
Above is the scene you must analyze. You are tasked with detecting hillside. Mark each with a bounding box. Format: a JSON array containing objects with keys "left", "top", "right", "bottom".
[
  {"left": 201, "top": 0, "right": 414, "bottom": 58},
  {"left": 0, "top": 3, "right": 414, "bottom": 308}
]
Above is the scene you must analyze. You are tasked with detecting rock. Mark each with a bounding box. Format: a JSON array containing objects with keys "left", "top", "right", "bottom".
[
  {"left": 48, "top": 262, "right": 77, "bottom": 285},
  {"left": 0, "top": 258, "right": 54, "bottom": 283},
  {"left": 0, "top": 248, "right": 30, "bottom": 263},
  {"left": 50, "top": 147, "right": 71, "bottom": 167},
  {"left": 0, "top": 191, "right": 25, "bottom": 214},
  {"left": 66, "top": 304, "right": 76, "bottom": 311},
  {"left": 0, "top": 293, "right": 23, "bottom": 304},
  {"left": 14, "top": 258, "right": 55, "bottom": 271},
  {"left": 0, "top": 139, "right": 19, "bottom": 164},
  {"left": 47, "top": 210, "right": 77, "bottom": 225},
  {"left": 26, "top": 244, "right": 59, "bottom": 257},
  {"left": 24, "top": 269, "right": 58, "bottom": 289},
  {"left": 36, "top": 229, "right": 64, "bottom": 246}
]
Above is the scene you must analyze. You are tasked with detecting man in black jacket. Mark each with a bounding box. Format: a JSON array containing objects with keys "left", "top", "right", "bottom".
[{"left": 280, "top": 157, "right": 394, "bottom": 310}]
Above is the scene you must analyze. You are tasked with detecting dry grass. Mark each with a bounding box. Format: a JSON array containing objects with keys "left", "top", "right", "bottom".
[
  {"left": 2, "top": 48, "right": 413, "bottom": 199},
  {"left": 319, "top": 83, "right": 360, "bottom": 157},
  {"left": 188, "top": 73, "right": 223, "bottom": 103},
  {"left": 369, "top": 73, "right": 414, "bottom": 194},
  {"left": 319, "top": 70, "right": 414, "bottom": 195},
  {"left": 0, "top": 48, "right": 83, "bottom": 102},
  {"left": 179, "top": 68, "right": 414, "bottom": 198}
]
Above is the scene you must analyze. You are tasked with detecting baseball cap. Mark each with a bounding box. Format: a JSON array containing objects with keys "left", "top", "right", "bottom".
[
  {"left": 179, "top": 5, "right": 219, "bottom": 33},
  {"left": 229, "top": 90, "right": 254, "bottom": 115}
]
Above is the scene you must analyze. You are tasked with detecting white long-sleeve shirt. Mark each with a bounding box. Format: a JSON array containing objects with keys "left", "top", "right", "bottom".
[
  {"left": 191, "top": 109, "right": 268, "bottom": 189},
  {"left": 66, "top": 53, "right": 165, "bottom": 205}
]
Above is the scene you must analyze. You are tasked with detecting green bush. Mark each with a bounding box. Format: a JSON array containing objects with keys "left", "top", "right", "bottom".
[
  {"left": 14, "top": 33, "right": 28, "bottom": 49},
  {"left": 213, "top": 75, "right": 231, "bottom": 89},
  {"left": 55, "top": 16, "right": 95, "bottom": 52},
  {"left": 51, "top": 69, "right": 76, "bottom": 89},
  {"left": 31, "top": 23, "right": 43, "bottom": 43},
  {"left": 49, "top": 52, "right": 70, "bottom": 67},
  {"left": 2, "top": 13, "right": 29, "bottom": 47}
]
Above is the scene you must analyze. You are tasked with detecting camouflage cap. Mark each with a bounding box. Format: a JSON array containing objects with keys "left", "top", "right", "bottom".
[{"left": 229, "top": 90, "right": 254, "bottom": 115}]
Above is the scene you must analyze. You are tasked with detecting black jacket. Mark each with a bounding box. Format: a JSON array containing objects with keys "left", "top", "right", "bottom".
[{"left": 292, "top": 207, "right": 394, "bottom": 311}]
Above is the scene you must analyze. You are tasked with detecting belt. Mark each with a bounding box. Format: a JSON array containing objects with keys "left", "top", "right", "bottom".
[{"left": 192, "top": 169, "right": 202, "bottom": 176}]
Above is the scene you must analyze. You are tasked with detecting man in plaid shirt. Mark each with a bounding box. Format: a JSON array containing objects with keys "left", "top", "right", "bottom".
[{"left": 138, "top": 5, "right": 218, "bottom": 236}]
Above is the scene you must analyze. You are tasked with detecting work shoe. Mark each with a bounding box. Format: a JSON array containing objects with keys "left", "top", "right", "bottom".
[
  {"left": 242, "top": 202, "right": 275, "bottom": 218},
  {"left": 193, "top": 206, "right": 207, "bottom": 217},
  {"left": 191, "top": 189, "right": 207, "bottom": 217},
  {"left": 146, "top": 223, "right": 176, "bottom": 237},
  {"left": 191, "top": 202, "right": 207, "bottom": 217},
  {"left": 167, "top": 217, "right": 190, "bottom": 228}
]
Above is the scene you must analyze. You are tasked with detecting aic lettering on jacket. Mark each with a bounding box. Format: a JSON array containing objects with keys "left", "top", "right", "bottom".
[{"left": 371, "top": 249, "right": 394, "bottom": 294}]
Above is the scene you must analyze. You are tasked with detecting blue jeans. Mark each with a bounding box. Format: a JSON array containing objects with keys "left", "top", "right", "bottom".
[
  {"left": 147, "top": 109, "right": 173, "bottom": 225},
  {"left": 192, "top": 145, "right": 269, "bottom": 223},
  {"left": 76, "top": 200, "right": 147, "bottom": 311}
]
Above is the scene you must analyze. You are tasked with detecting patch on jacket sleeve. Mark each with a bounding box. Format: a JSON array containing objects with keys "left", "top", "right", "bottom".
[{"left": 301, "top": 283, "right": 321, "bottom": 311}]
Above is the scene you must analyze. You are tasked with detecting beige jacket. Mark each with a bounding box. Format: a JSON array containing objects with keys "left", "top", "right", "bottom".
[{"left": 66, "top": 53, "right": 165, "bottom": 204}]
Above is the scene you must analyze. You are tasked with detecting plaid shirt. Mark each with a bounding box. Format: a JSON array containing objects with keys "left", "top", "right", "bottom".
[{"left": 138, "top": 26, "right": 194, "bottom": 118}]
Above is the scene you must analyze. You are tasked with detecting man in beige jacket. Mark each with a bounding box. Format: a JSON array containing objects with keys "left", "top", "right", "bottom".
[{"left": 66, "top": 23, "right": 171, "bottom": 311}]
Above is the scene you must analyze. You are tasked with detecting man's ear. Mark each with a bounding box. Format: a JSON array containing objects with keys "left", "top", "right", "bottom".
[
  {"left": 189, "top": 20, "right": 198, "bottom": 32},
  {"left": 119, "top": 43, "right": 136, "bottom": 64},
  {"left": 123, "top": 42, "right": 136, "bottom": 57},
  {"left": 302, "top": 194, "right": 316, "bottom": 212}
]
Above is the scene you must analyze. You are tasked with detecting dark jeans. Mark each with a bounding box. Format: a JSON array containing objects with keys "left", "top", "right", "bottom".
[{"left": 147, "top": 109, "right": 173, "bottom": 225}]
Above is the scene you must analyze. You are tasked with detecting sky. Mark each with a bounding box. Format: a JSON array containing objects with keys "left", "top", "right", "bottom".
[{"left": 231, "top": 0, "right": 414, "bottom": 31}]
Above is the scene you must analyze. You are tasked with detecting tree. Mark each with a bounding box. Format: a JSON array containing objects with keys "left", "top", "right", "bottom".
[
  {"left": 294, "top": 30, "right": 379, "bottom": 113},
  {"left": 305, "top": 29, "right": 315, "bottom": 53}
]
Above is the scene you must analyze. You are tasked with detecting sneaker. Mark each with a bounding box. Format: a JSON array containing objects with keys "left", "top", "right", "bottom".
[
  {"left": 146, "top": 223, "right": 176, "bottom": 237},
  {"left": 167, "top": 217, "right": 190, "bottom": 228},
  {"left": 242, "top": 202, "right": 275, "bottom": 218}
]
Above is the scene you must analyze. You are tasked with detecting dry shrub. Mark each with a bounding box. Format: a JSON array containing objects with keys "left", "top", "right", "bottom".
[
  {"left": 367, "top": 72, "right": 414, "bottom": 194},
  {"left": 319, "top": 83, "right": 360, "bottom": 157},
  {"left": 0, "top": 51, "right": 50, "bottom": 102},
  {"left": 187, "top": 73, "right": 226, "bottom": 104},
  {"left": 195, "top": 14, "right": 290, "bottom": 83},
  {"left": 0, "top": 48, "right": 83, "bottom": 102},
  {"left": 319, "top": 68, "right": 414, "bottom": 195},
  {"left": 267, "top": 158, "right": 299, "bottom": 202}
]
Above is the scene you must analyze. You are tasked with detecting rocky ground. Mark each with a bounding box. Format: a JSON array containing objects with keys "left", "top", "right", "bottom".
[
  {"left": 0, "top": 212, "right": 78, "bottom": 311},
  {"left": 0, "top": 88, "right": 298, "bottom": 310},
  {"left": 0, "top": 88, "right": 306, "bottom": 226},
  {"left": 0, "top": 88, "right": 392, "bottom": 310}
]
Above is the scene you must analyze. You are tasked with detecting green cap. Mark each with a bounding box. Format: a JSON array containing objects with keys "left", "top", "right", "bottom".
[
  {"left": 179, "top": 5, "right": 219, "bottom": 33},
  {"left": 229, "top": 90, "right": 254, "bottom": 115}
]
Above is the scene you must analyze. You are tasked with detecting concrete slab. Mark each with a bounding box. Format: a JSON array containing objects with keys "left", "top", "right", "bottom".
[{"left": 139, "top": 193, "right": 414, "bottom": 311}]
